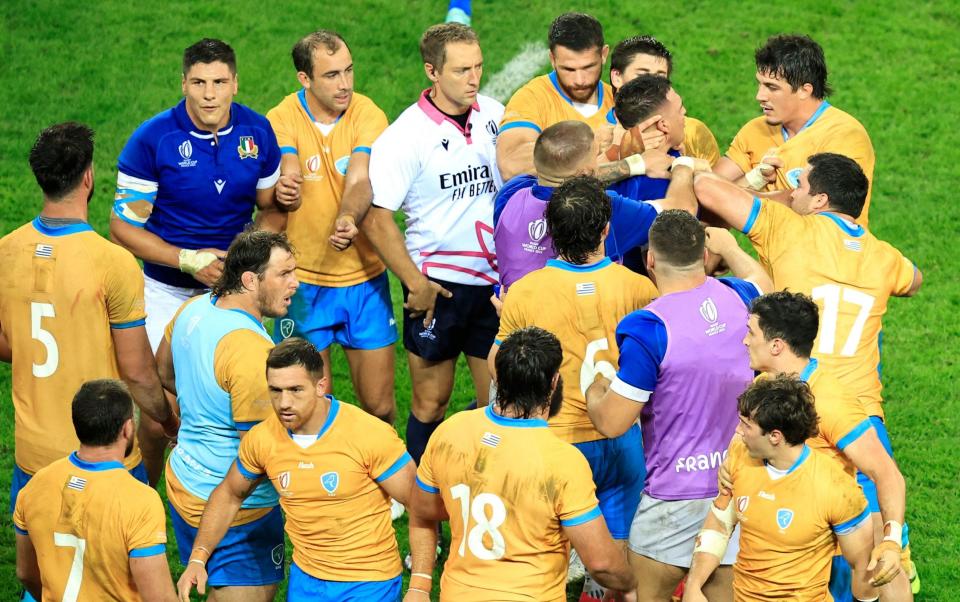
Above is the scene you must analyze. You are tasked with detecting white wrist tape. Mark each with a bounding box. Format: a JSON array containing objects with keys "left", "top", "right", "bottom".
[
  {"left": 625, "top": 153, "right": 646, "bottom": 176},
  {"left": 671, "top": 156, "right": 696, "bottom": 171},
  {"left": 882, "top": 520, "right": 903, "bottom": 547},
  {"left": 179, "top": 249, "right": 219, "bottom": 276},
  {"left": 711, "top": 498, "right": 737, "bottom": 536},
  {"left": 693, "top": 529, "right": 729, "bottom": 559},
  {"left": 744, "top": 163, "right": 773, "bottom": 190}
]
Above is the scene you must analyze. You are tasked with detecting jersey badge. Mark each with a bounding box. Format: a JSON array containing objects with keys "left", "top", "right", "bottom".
[
  {"left": 335, "top": 155, "right": 350, "bottom": 176},
  {"left": 480, "top": 432, "right": 501, "bottom": 448},
  {"left": 776, "top": 508, "right": 795, "bottom": 530},
  {"left": 737, "top": 495, "right": 750, "bottom": 513},
  {"left": 576, "top": 282, "right": 596, "bottom": 296},
  {"left": 271, "top": 544, "right": 285, "bottom": 567},
  {"left": 279, "top": 318, "right": 295, "bottom": 339},
  {"left": 34, "top": 244, "right": 53, "bottom": 258},
  {"left": 178, "top": 140, "right": 197, "bottom": 168},
  {"left": 66, "top": 475, "right": 87, "bottom": 492},
  {"left": 786, "top": 168, "right": 802, "bottom": 189},
  {"left": 277, "top": 471, "right": 291, "bottom": 490},
  {"left": 238, "top": 136, "right": 259, "bottom": 159},
  {"left": 321, "top": 471, "right": 339, "bottom": 495}
]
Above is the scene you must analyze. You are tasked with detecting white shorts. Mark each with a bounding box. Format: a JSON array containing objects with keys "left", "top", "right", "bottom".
[
  {"left": 144, "top": 275, "right": 206, "bottom": 352},
  {"left": 628, "top": 494, "right": 740, "bottom": 568}
]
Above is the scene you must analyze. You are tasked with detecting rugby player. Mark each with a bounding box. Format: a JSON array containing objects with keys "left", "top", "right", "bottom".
[
  {"left": 178, "top": 338, "right": 414, "bottom": 600},
  {"left": 0, "top": 123, "right": 175, "bottom": 518},
  {"left": 14, "top": 380, "right": 175, "bottom": 601},
  {"left": 158, "top": 230, "right": 298, "bottom": 601},
  {"left": 407, "top": 327, "right": 637, "bottom": 601},
  {"left": 586, "top": 211, "right": 771, "bottom": 602},
  {"left": 363, "top": 23, "right": 502, "bottom": 468},
  {"left": 266, "top": 30, "right": 398, "bottom": 424},
  {"left": 683, "top": 375, "right": 879, "bottom": 602},
  {"left": 712, "top": 35, "right": 876, "bottom": 225}
]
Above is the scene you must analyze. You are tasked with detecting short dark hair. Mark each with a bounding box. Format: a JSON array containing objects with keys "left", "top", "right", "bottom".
[
  {"left": 737, "top": 374, "right": 819, "bottom": 446},
  {"left": 183, "top": 38, "right": 237, "bottom": 75},
  {"left": 72, "top": 380, "right": 134, "bottom": 447},
  {"left": 648, "top": 209, "right": 705, "bottom": 268},
  {"left": 533, "top": 121, "right": 595, "bottom": 175},
  {"left": 548, "top": 12, "right": 604, "bottom": 52},
  {"left": 614, "top": 74, "right": 672, "bottom": 129},
  {"left": 267, "top": 337, "right": 324, "bottom": 380},
  {"left": 495, "top": 327, "right": 563, "bottom": 419},
  {"left": 28, "top": 122, "right": 94, "bottom": 199},
  {"left": 750, "top": 292, "right": 819, "bottom": 358},
  {"left": 610, "top": 36, "right": 673, "bottom": 78},
  {"left": 546, "top": 176, "right": 611, "bottom": 265},
  {"left": 807, "top": 153, "right": 869, "bottom": 218},
  {"left": 212, "top": 228, "right": 295, "bottom": 297},
  {"left": 420, "top": 23, "right": 479, "bottom": 71},
  {"left": 755, "top": 34, "right": 831, "bottom": 99},
  {"left": 292, "top": 30, "right": 350, "bottom": 76}
]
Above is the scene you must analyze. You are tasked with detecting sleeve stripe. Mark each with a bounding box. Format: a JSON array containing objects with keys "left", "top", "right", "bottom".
[
  {"left": 13, "top": 526, "right": 27, "bottom": 536},
  {"left": 415, "top": 476, "right": 440, "bottom": 494},
  {"left": 129, "top": 543, "right": 165, "bottom": 558},
  {"left": 117, "top": 172, "right": 158, "bottom": 190},
  {"left": 499, "top": 121, "right": 542, "bottom": 134},
  {"left": 111, "top": 318, "right": 146, "bottom": 330},
  {"left": 374, "top": 452, "right": 412, "bottom": 483},
  {"left": 234, "top": 421, "right": 259, "bottom": 430},
  {"left": 609, "top": 376, "right": 652, "bottom": 403},
  {"left": 235, "top": 458, "right": 263, "bottom": 481},
  {"left": 352, "top": 146, "right": 372, "bottom": 155},
  {"left": 279, "top": 146, "right": 298, "bottom": 155},
  {"left": 742, "top": 197, "right": 762, "bottom": 234},
  {"left": 836, "top": 419, "right": 874, "bottom": 451},
  {"left": 256, "top": 164, "right": 282, "bottom": 190},
  {"left": 560, "top": 505, "right": 601, "bottom": 527},
  {"left": 832, "top": 505, "right": 871, "bottom": 535}
]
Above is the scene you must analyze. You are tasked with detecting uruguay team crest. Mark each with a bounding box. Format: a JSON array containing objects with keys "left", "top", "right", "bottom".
[
  {"left": 321, "top": 471, "right": 339, "bottom": 495},
  {"left": 776, "top": 508, "right": 795, "bottom": 530},
  {"left": 786, "top": 167, "right": 803, "bottom": 189},
  {"left": 271, "top": 544, "right": 284, "bottom": 567},
  {"left": 279, "top": 318, "right": 295, "bottom": 339},
  {"left": 334, "top": 155, "right": 350, "bottom": 176},
  {"left": 238, "top": 135, "right": 259, "bottom": 159}
]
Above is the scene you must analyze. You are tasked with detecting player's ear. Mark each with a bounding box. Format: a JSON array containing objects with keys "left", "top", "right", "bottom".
[
  {"left": 296, "top": 71, "right": 311, "bottom": 90},
  {"left": 315, "top": 375, "right": 328, "bottom": 397},
  {"left": 600, "top": 222, "right": 611, "bottom": 242},
  {"left": 121, "top": 417, "right": 135, "bottom": 443},
  {"left": 610, "top": 69, "right": 623, "bottom": 90},
  {"left": 600, "top": 44, "right": 610, "bottom": 65},
  {"left": 240, "top": 270, "right": 258, "bottom": 292},
  {"left": 797, "top": 82, "right": 814, "bottom": 100},
  {"left": 423, "top": 63, "right": 439, "bottom": 84}
]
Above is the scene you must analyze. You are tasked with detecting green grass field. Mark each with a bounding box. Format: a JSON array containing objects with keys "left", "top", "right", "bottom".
[{"left": 2, "top": 0, "right": 958, "bottom": 599}]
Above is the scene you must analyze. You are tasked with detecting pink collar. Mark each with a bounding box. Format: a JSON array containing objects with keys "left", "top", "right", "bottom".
[{"left": 417, "top": 88, "right": 479, "bottom": 137}]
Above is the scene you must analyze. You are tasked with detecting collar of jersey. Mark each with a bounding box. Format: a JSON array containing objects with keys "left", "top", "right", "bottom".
[
  {"left": 781, "top": 101, "right": 830, "bottom": 141},
  {"left": 31, "top": 216, "right": 94, "bottom": 237},
  {"left": 548, "top": 71, "right": 604, "bottom": 109},
  {"left": 485, "top": 404, "right": 547, "bottom": 428},
  {"left": 764, "top": 444, "right": 810, "bottom": 475},
  {"left": 546, "top": 257, "right": 612, "bottom": 272},
  {"left": 531, "top": 184, "right": 554, "bottom": 200},
  {"left": 297, "top": 88, "right": 344, "bottom": 126},
  {"left": 287, "top": 395, "right": 340, "bottom": 441},
  {"left": 208, "top": 294, "right": 267, "bottom": 332},
  {"left": 69, "top": 451, "right": 125, "bottom": 472},
  {"left": 799, "top": 358, "right": 818, "bottom": 382},
  {"left": 818, "top": 212, "right": 864, "bottom": 237},
  {"left": 174, "top": 98, "right": 235, "bottom": 140},
  {"left": 417, "top": 88, "right": 479, "bottom": 130}
]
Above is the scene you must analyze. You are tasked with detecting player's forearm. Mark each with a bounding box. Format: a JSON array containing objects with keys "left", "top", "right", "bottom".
[
  {"left": 254, "top": 205, "right": 288, "bottom": 232},
  {"left": 871, "top": 466, "right": 907, "bottom": 527},
  {"left": 339, "top": 178, "right": 374, "bottom": 225},
  {"left": 362, "top": 209, "right": 428, "bottom": 290},
  {"left": 109, "top": 216, "right": 181, "bottom": 267},
  {"left": 496, "top": 140, "right": 536, "bottom": 182},
  {"left": 407, "top": 513, "right": 439, "bottom": 576},
  {"left": 685, "top": 552, "right": 721, "bottom": 590},
  {"left": 595, "top": 160, "right": 632, "bottom": 185},
  {"left": 717, "top": 243, "right": 772, "bottom": 293},
  {"left": 588, "top": 553, "right": 636, "bottom": 593},
  {"left": 660, "top": 165, "right": 697, "bottom": 215}
]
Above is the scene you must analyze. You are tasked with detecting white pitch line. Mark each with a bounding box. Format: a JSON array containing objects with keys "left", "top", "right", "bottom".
[{"left": 481, "top": 42, "right": 547, "bottom": 103}]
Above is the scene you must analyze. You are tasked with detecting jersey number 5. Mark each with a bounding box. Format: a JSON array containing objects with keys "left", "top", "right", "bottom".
[
  {"left": 31, "top": 301, "right": 59, "bottom": 377},
  {"left": 811, "top": 284, "right": 875, "bottom": 356},
  {"left": 54, "top": 532, "right": 86, "bottom": 601},
  {"left": 450, "top": 483, "right": 507, "bottom": 560}
]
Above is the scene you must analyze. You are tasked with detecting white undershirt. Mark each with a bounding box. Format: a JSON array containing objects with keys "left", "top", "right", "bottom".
[
  {"left": 314, "top": 121, "right": 335, "bottom": 136},
  {"left": 291, "top": 433, "right": 317, "bottom": 449},
  {"left": 571, "top": 102, "right": 599, "bottom": 118},
  {"left": 765, "top": 462, "right": 790, "bottom": 480}
]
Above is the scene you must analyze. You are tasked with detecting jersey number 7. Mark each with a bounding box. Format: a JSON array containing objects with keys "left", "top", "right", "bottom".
[{"left": 54, "top": 532, "right": 86, "bottom": 601}]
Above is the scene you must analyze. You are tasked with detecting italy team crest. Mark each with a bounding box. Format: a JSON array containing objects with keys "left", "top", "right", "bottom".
[
  {"left": 776, "top": 508, "right": 795, "bottom": 530},
  {"left": 321, "top": 471, "right": 339, "bottom": 495},
  {"left": 237, "top": 135, "right": 259, "bottom": 159}
]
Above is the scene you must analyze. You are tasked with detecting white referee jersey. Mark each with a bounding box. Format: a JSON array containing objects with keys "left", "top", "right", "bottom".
[{"left": 370, "top": 89, "right": 504, "bottom": 286}]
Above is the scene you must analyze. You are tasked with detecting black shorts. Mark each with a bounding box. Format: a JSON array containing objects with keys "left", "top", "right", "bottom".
[{"left": 402, "top": 278, "right": 499, "bottom": 361}]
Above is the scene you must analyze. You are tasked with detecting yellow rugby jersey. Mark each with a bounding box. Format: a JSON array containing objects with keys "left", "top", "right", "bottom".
[
  {"left": 0, "top": 219, "right": 144, "bottom": 474},
  {"left": 744, "top": 199, "right": 916, "bottom": 418},
  {"left": 267, "top": 90, "right": 387, "bottom": 287},
  {"left": 417, "top": 406, "right": 601, "bottom": 602},
  {"left": 501, "top": 73, "right": 614, "bottom": 135},
  {"left": 727, "top": 438, "right": 869, "bottom": 602},
  {"left": 496, "top": 258, "right": 657, "bottom": 444},
  {"left": 13, "top": 453, "right": 167, "bottom": 601},
  {"left": 726, "top": 103, "right": 876, "bottom": 224},
  {"left": 237, "top": 398, "right": 410, "bottom": 582}
]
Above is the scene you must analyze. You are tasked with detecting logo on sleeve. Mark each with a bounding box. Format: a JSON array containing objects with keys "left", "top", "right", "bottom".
[
  {"left": 776, "top": 508, "right": 795, "bottom": 530},
  {"left": 178, "top": 140, "right": 197, "bottom": 168},
  {"left": 321, "top": 471, "right": 339, "bottom": 495},
  {"left": 238, "top": 136, "right": 259, "bottom": 159}
]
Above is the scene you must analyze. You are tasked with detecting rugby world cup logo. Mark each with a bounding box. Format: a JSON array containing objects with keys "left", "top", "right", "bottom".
[
  {"left": 528, "top": 218, "right": 547, "bottom": 242},
  {"left": 737, "top": 495, "right": 749, "bottom": 513},
  {"left": 306, "top": 154, "right": 321, "bottom": 174},
  {"left": 277, "top": 471, "right": 290, "bottom": 490},
  {"left": 179, "top": 140, "right": 192, "bottom": 160},
  {"left": 321, "top": 471, "right": 339, "bottom": 495},
  {"left": 699, "top": 298, "right": 718, "bottom": 323}
]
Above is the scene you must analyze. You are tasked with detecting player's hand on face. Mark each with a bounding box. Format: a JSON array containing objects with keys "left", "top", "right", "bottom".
[
  {"left": 717, "top": 456, "right": 734, "bottom": 496},
  {"left": 640, "top": 149, "right": 674, "bottom": 179},
  {"left": 404, "top": 280, "right": 453, "bottom": 328},
  {"left": 329, "top": 215, "right": 359, "bottom": 251},
  {"left": 635, "top": 114, "right": 665, "bottom": 152},
  {"left": 176, "top": 562, "right": 208, "bottom": 601},
  {"left": 275, "top": 173, "right": 303, "bottom": 211},
  {"left": 867, "top": 540, "right": 902, "bottom": 586}
]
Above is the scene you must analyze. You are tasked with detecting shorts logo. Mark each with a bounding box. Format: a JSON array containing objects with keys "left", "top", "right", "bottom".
[
  {"left": 277, "top": 471, "right": 290, "bottom": 490},
  {"left": 737, "top": 495, "right": 749, "bottom": 513},
  {"left": 178, "top": 140, "right": 197, "bottom": 167},
  {"left": 271, "top": 544, "right": 284, "bottom": 567},
  {"left": 279, "top": 319, "right": 295, "bottom": 339},
  {"left": 334, "top": 155, "right": 350, "bottom": 176},
  {"left": 786, "top": 167, "right": 803, "bottom": 189},
  {"left": 418, "top": 318, "right": 437, "bottom": 341},
  {"left": 321, "top": 471, "right": 339, "bottom": 495},
  {"left": 528, "top": 218, "right": 547, "bottom": 242},
  {"left": 776, "top": 508, "right": 794, "bottom": 530},
  {"left": 237, "top": 136, "right": 259, "bottom": 159},
  {"left": 306, "top": 154, "right": 321, "bottom": 174}
]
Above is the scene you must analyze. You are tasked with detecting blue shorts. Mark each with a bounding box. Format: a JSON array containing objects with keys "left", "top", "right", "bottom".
[
  {"left": 10, "top": 461, "right": 147, "bottom": 514},
  {"left": 288, "top": 562, "right": 401, "bottom": 601},
  {"left": 274, "top": 273, "right": 397, "bottom": 351},
  {"left": 572, "top": 424, "right": 645, "bottom": 540},
  {"left": 171, "top": 503, "right": 284, "bottom": 587}
]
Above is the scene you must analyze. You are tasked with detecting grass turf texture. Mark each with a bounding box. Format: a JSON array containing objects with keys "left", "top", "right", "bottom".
[{"left": 1, "top": 0, "right": 958, "bottom": 599}]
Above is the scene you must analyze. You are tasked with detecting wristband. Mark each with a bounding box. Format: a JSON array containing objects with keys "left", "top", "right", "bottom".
[
  {"left": 693, "top": 528, "right": 729, "bottom": 559},
  {"left": 188, "top": 558, "right": 206, "bottom": 567},
  {"left": 710, "top": 497, "right": 737, "bottom": 536},
  {"left": 411, "top": 573, "right": 433, "bottom": 580},
  {"left": 624, "top": 153, "right": 646, "bottom": 176},
  {"left": 670, "top": 156, "right": 696, "bottom": 171},
  {"left": 178, "top": 249, "right": 219, "bottom": 276},
  {"left": 406, "top": 588, "right": 430, "bottom": 597},
  {"left": 882, "top": 520, "right": 903, "bottom": 547},
  {"left": 409, "top": 572, "right": 432, "bottom": 592}
]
